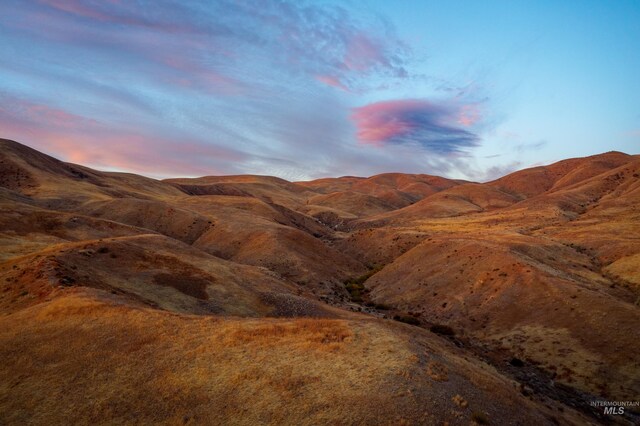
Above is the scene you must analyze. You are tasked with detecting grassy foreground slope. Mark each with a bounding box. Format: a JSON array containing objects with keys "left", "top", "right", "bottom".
[{"left": 1, "top": 289, "right": 584, "bottom": 425}]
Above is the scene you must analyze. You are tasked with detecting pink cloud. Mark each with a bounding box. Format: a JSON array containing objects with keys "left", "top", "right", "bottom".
[
  {"left": 351, "top": 99, "right": 441, "bottom": 143},
  {"left": 0, "top": 99, "right": 98, "bottom": 132},
  {"left": 38, "top": 0, "right": 191, "bottom": 33},
  {"left": 314, "top": 75, "right": 350, "bottom": 92},
  {"left": 19, "top": 1, "right": 410, "bottom": 96},
  {"left": 457, "top": 104, "right": 482, "bottom": 127},
  {"left": 39, "top": 0, "right": 115, "bottom": 22},
  {"left": 156, "top": 54, "right": 245, "bottom": 95},
  {"left": 350, "top": 99, "right": 480, "bottom": 153}
]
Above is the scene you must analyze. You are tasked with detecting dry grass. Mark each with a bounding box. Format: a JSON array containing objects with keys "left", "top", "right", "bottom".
[
  {"left": 221, "top": 319, "right": 353, "bottom": 351},
  {"left": 0, "top": 291, "right": 568, "bottom": 425},
  {"left": 426, "top": 361, "right": 449, "bottom": 382},
  {"left": 0, "top": 291, "right": 403, "bottom": 425}
]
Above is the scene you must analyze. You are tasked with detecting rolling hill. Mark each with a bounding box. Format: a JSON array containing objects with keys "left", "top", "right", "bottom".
[{"left": 1, "top": 138, "right": 638, "bottom": 425}]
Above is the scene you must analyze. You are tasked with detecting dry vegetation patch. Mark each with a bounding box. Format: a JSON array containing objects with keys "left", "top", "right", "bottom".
[{"left": 219, "top": 318, "right": 353, "bottom": 352}]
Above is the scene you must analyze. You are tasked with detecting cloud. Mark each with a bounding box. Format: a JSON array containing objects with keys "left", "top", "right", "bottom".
[
  {"left": 0, "top": 95, "right": 248, "bottom": 177},
  {"left": 314, "top": 75, "right": 351, "bottom": 92},
  {"left": 457, "top": 104, "right": 482, "bottom": 126},
  {"left": 11, "top": 0, "right": 410, "bottom": 94},
  {"left": 479, "top": 162, "right": 523, "bottom": 182},
  {"left": 350, "top": 99, "right": 481, "bottom": 152},
  {"left": 513, "top": 140, "right": 547, "bottom": 153},
  {"left": 0, "top": 0, "right": 493, "bottom": 181}
]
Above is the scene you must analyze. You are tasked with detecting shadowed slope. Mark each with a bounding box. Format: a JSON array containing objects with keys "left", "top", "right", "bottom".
[
  {"left": 0, "top": 233, "right": 342, "bottom": 318},
  {"left": 0, "top": 139, "right": 184, "bottom": 205}
]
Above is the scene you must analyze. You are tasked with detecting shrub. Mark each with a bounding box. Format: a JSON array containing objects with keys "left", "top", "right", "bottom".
[
  {"left": 430, "top": 324, "right": 455, "bottom": 336},
  {"left": 426, "top": 360, "right": 448, "bottom": 381},
  {"left": 349, "top": 290, "right": 363, "bottom": 303},
  {"left": 343, "top": 264, "right": 385, "bottom": 303},
  {"left": 509, "top": 357, "right": 524, "bottom": 367},
  {"left": 59, "top": 276, "right": 76, "bottom": 286},
  {"left": 393, "top": 315, "right": 420, "bottom": 326},
  {"left": 364, "top": 302, "right": 391, "bottom": 310},
  {"left": 471, "top": 411, "right": 490, "bottom": 424}
]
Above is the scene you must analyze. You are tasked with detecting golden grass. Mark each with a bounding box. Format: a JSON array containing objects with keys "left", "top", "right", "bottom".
[
  {"left": 0, "top": 292, "right": 402, "bottom": 425},
  {"left": 426, "top": 361, "right": 449, "bottom": 382},
  {"left": 0, "top": 290, "right": 568, "bottom": 425},
  {"left": 221, "top": 319, "right": 353, "bottom": 352},
  {"left": 603, "top": 253, "right": 640, "bottom": 288}
]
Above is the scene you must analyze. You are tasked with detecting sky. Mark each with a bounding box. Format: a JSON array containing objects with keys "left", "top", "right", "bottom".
[{"left": 0, "top": 0, "right": 638, "bottom": 181}]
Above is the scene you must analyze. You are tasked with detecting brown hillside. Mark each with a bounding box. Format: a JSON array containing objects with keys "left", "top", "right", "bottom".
[
  {"left": 487, "top": 151, "right": 632, "bottom": 199},
  {"left": 1, "top": 139, "right": 638, "bottom": 425}
]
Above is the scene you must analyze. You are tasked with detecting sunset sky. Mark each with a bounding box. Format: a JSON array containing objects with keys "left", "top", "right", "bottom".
[{"left": 1, "top": 0, "right": 639, "bottom": 180}]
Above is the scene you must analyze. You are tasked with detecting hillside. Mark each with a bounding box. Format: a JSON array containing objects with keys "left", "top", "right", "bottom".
[{"left": 1, "top": 138, "right": 638, "bottom": 425}]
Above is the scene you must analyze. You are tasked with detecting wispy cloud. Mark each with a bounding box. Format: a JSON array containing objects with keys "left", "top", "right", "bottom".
[
  {"left": 514, "top": 140, "right": 547, "bottom": 153},
  {"left": 17, "top": 0, "right": 410, "bottom": 93},
  {"left": 0, "top": 95, "right": 248, "bottom": 177},
  {"left": 0, "top": 0, "right": 493, "bottom": 180},
  {"left": 480, "top": 161, "right": 523, "bottom": 182}
]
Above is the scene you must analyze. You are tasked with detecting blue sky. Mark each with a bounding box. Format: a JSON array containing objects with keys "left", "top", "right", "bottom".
[{"left": 0, "top": 0, "right": 638, "bottom": 180}]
